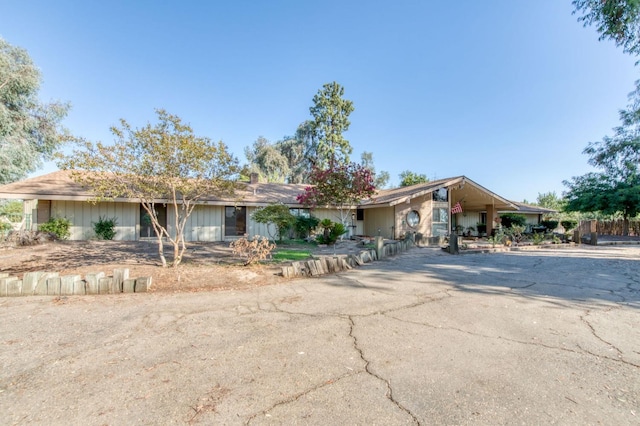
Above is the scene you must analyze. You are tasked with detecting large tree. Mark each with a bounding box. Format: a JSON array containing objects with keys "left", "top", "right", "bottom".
[
  {"left": 60, "top": 109, "right": 240, "bottom": 267},
  {"left": 277, "top": 120, "right": 318, "bottom": 183},
  {"left": 399, "top": 170, "right": 429, "bottom": 187},
  {"left": 0, "top": 37, "right": 70, "bottom": 184},
  {"left": 244, "top": 136, "right": 290, "bottom": 183},
  {"left": 573, "top": 0, "right": 640, "bottom": 55},
  {"left": 297, "top": 162, "right": 375, "bottom": 228},
  {"left": 535, "top": 191, "right": 565, "bottom": 211},
  {"left": 563, "top": 86, "right": 640, "bottom": 234},
  {"left": 361, "top": 151, "right": 390, "bottom": 189},
  {"left": 309, "top": 82, "right": 354, "bottom": 168}
]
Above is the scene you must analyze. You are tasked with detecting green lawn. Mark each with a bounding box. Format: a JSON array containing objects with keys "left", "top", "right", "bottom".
[{"left": 272, "top": 249, "right": 312, "bottom": 262}]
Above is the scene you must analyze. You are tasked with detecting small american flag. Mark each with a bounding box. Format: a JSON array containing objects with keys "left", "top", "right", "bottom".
[{"left": 451, "top": 202, "right": 463, "bottom": 214}]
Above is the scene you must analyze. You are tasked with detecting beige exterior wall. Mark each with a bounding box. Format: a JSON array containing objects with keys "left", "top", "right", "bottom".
[
  {"left": 171, "top": 205, "right": 225, "bottom": 242},
  {"left": 168, "top": 205, "right": 278, "bottom": 242},
  {"left": 394, "top": 197, "right": 435, "bottom": 239},
  {"left": 311, "top": 208, "right": 348, "bottom": 224},
  {"left": 50, "top": 200, "right": 138, "bottom": 241},
  {"left": 522, "top": 213, "right": 542, "bottom": 226},
  {"left": 246, "top": 206, "right": 277, "bottom": 240},
  {"left": 363, "top": 207, "right": 395, "bottom": 239}
]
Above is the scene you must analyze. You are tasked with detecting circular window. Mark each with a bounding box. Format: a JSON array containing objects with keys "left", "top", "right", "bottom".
[{"left": 406, "top": 210, "right": 420, "bottom": 227}]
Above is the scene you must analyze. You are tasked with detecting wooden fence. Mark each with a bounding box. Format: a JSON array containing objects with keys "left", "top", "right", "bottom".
[{"left": 580, "top": 219, "right": 640, "bottom": 236}]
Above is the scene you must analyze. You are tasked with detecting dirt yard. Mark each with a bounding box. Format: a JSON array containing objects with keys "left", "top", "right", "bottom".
[{"left": 0, "top": 240, "right": 288, "bottom": 293}]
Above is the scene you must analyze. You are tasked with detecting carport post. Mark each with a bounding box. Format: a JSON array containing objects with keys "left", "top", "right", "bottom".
[{"left": 375, "top": 236, "right": 384, "bottom": 259}]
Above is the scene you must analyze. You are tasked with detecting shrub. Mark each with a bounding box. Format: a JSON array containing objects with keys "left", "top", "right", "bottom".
[
  {"left": 93, "top": 215, "right": 118, "bottom": 240},
  {"left": 252, "top": 204, "right": 297, "bottom": 241},
  {"left": 504, "top": 225, "right": 527, "bottom": 245},
  {"left": 316, "top": 219, "right": 347, "bottom": 245},
  {"left": 0, "top": 220, "right": 12, "bottom": 240},
  {"left": 294, "top": 215, "right": 320, "bottom": 239},
  {"left": 230, "top": 235, "right": 276, "bottom": 266},
  {"left": 39, "top": 217, "right": 72, "bottom": 240},
  {"left": 531, "top": 232, "right": 546, "bottom": 245},
  {"left": 476, "top": 223, "right": 487, "bottom": 235},
  {"left": 540, "top": 220, "right": 559, "bottom": 232},
  {"left": 500, "top": 213, "right": 527, "bottom": 229},
  {"left": 561, "top": 219, "right": 578, "bottom": 231},
  {"left": 487, "top": 230, "right": 506, "bottom": 247}
]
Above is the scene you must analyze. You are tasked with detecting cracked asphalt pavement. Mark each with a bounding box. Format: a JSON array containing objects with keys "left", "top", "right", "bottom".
[{"left": 1, "top": 245, "right": 639, "bottom": 425}]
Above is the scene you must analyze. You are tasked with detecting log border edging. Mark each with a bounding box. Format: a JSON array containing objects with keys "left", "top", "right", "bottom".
[{"left": 0, "top": 268, "right": 152, "bottom": 297}]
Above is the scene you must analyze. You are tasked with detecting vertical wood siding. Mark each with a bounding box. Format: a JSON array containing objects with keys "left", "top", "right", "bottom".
[{"left": 50, "top": 200, "right": 138, "bottom": 240}]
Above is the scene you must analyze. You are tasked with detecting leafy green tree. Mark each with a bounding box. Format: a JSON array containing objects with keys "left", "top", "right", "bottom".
[
  {"left": 573, "top": 0, "right": 640, "bottom": 56},
  {"left": 0, "top": 37, "right": 70, "bottom": 184},
  {"left": 244, "top": 136, "right": 290, "bottom": 183},
  {"left": 499, "top": 213, "right": 527, "bottom": 229},
  {"left": 399, "top": 170, "right": 429, "bottom": 187},
  {"left": 536, "top": 191, "right": 565, "bottom": 211},
  {"left": 251, "top": 204, "right": 297, "bottom": 242},
  {"left": 277, "top": 129, "right": 311, "bottom": 183},
  {"left": 297, "top": 162, "right": 376, "bottom": 229},
  {"left": 59, "top": 109, "right": 240, "bottom": 267},
  {"left": 309, "top": 82, "right": 354, "bottom": 168},
  {"left": 564, "top": 82, "right": 640, "bottom": 235},
  {"left": 0, "top": 200, "right": 22, "bottom": 217},
  {"left": 285, "top": 120, "right": 319, "bottom": 182},
  {"left": 361, "top": 151, "right": 390, "bottom": 189},
  {"left": 564, "top": 173, "right": 640, "bottom": 232}
]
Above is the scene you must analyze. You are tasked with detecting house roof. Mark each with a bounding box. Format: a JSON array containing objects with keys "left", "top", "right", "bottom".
[
  {"left": 504, "top": 201, "right": 557, "bottom": 215},
  {"left": 362, "top": 176, "right": 517, "bottom": 212},
  {"left": 0, "top": 170, "right": 309, "bottom": 206},
  {"left": 361, "top": 177, "right": 456, "bottom": 207},
  {"left": 0, "top": 170, "right": 522, "bottom": 212}
]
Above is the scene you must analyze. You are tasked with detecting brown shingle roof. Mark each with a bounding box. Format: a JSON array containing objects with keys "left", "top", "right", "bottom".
[
  {"left": 0, "top": 171, "right": 533, "bottom": 213},
  {"left": 362, "top": 177, "right": 461, "bottom": 206},
  {"left": 0, "top": 170, "right": 308, "bottom": 206}
]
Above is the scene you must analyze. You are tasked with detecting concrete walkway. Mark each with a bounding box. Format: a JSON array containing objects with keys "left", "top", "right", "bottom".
[{"left": 1, "top": 245, "right": 639, "bottom": 424}]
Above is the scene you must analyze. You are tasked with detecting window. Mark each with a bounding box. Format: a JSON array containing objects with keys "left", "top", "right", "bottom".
[
  {"left": 432, "top": 188, "right": 448, "bottom": 202},
  {"left": 406, "top": 210, "right": 420, "bottom": 227},
  {"left": 432, "top": 207, "right": 449, "bottom": 236},
  {"left": 479, "top": 212, "right": 487, "bottom": 225},
  {"left": 356, "top": 208, "right": 364, "bottom": 221},
  {"left": 225, "top": 206, "right": 246, "bottom": 236},
  {"left": 289, "top": 208, "right": 311, "bottom": 218}
]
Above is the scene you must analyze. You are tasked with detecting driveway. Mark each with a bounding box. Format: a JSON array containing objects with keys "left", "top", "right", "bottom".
[{"left": 1, "top": 246, "right": 639, "bottom": 425}]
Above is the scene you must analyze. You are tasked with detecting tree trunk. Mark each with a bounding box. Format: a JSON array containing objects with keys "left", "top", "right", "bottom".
[{"left": 157, "top": 237, "right": 167, "bottom": 268}]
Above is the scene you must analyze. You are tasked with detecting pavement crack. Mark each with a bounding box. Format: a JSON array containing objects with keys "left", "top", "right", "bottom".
[
  {"left": 244, "top": 371, "right": 361, "bottom": 425},
  {"left": 384, "top": 315, "right": 640, "bottom": 368},
  {"left": 348, "top": 316, "right": 420, "bottom": 425},
  {"left": 578, "top": 310, "right": 635, "bottom": 366}
]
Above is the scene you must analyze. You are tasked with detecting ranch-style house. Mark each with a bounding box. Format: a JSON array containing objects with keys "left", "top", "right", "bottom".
[{"left": 0, "top": 171, "right": 554, "bottom": 242}]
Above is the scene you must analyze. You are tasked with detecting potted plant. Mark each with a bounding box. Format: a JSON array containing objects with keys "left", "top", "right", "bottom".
[{"left": 465, "top": 226, "right": 475, "bottom": 237}]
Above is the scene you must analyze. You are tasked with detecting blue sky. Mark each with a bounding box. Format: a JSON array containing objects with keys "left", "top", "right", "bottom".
[{"left": 2, "top": 1, "right": 637, "bottom": 202}]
